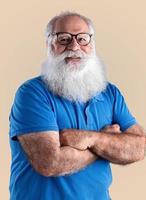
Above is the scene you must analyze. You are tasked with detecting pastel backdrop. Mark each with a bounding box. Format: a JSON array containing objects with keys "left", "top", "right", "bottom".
[{"left": 1, "top": 0, "right": 146, "bottom": 199}]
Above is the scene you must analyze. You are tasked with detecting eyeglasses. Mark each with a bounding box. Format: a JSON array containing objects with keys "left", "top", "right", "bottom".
[{"left": 49, "top": 32, "right": 92, "bottom": 46}]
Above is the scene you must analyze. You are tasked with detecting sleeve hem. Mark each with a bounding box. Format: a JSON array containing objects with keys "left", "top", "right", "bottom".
[
  {"left": 10, "top": 126, "right": 59, "bottom": 140},
  {"left": 120, "top": 120, "right": 137, "bottom": 132}
]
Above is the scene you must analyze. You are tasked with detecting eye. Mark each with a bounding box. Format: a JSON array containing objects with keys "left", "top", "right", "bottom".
[
  {"left": 78, "top": 37, "right": 86, "bottom": 42},
  {"left": 57, "top": 34, "right": 71, "bottom": 44},
  {"left": 77, "top": 34, "right": 90, "bottom": 45}
]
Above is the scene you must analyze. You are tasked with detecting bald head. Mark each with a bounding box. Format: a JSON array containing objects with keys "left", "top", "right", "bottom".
[
  {"left": 53, "top": 15, "right": 89, "bottom": 34},
  {"left": 46, "top": 12, "right": 95, "bottom": 38}
]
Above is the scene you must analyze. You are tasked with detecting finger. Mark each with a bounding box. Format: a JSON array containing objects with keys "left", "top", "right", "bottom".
[{"left": 111, "top": 124, "right": 121, "bottom": 132}]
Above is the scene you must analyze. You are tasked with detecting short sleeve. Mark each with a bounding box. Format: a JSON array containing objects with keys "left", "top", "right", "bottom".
[
  {"left": 112, "top": 85, "right": 137, "bottom": 131},
  {"left": 9, "top": 79, "right": 59, "bottom": 140}
]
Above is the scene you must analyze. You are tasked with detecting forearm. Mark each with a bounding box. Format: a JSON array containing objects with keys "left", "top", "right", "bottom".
[
  {"left": 58, "top": 146, "right": 97, "bottom": 175},
  {"left": 90, "top": 131, "right": 145, "bottom": 165},
  {"left": 59, "top": 125, "right": 146, "bottom": 166},
  {"left": 42, "top": 146, "right": 97, "bottom": 176},
  {"left": 18, "top": 132, "right": 97, "bottom": 178}
]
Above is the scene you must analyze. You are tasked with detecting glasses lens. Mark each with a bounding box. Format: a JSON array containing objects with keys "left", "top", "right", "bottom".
[
  {"left": 77, "top": 33, "right": 91, "bottom": 45},
  {"left": 57, "top": 33, "right": 72, "bottom": 45}
]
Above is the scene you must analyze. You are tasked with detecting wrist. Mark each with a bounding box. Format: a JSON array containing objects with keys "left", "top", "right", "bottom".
[{"left": 87, "top": 131, "right": 100, "bottom": 148}]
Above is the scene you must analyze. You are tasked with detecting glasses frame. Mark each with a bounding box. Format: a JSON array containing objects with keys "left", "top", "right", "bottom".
[{"left": 49, "top": 32, "right": 93, "bottom": 46}]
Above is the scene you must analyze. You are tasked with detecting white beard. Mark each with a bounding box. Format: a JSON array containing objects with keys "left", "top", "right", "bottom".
[{"left": 41, "top": 47, "right": 107, "bottom": 102}]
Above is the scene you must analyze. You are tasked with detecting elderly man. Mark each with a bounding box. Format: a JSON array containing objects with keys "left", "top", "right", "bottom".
[{"left": 9, "top": 12, "right": 145, "bottom": 200}]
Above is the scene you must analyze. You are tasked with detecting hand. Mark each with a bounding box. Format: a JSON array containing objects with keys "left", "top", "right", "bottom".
[
  {"left": 101, "top": 124, "right": 121, "bottom": 134},
  {"left": 60, "top": 129, "right": 95, "bottom": 150}
]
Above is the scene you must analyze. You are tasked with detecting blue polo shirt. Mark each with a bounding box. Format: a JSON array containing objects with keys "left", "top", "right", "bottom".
[{"left": 9, "top": 76, "right": 136, "bottom": 200}]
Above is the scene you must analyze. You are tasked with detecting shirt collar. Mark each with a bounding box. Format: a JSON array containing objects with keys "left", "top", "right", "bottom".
[{"left": 93, "top": 92, "right": 104, "bottom": 102}]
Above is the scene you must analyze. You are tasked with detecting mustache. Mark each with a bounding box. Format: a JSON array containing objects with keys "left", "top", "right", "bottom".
[
  {"left": 52, "top": 50, "right": 90, "bottom": 60},
  {"left": 63, "top": 50, "right": 87, "bottom": 58}
]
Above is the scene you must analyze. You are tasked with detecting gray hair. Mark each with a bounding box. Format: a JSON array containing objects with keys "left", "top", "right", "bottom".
[{"left": 45, "top": 11, "right": 95, "bottom": 41}]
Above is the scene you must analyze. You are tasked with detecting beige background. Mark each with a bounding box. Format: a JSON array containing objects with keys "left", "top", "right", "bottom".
[{"left": 1, "top": 0, "right": 146, "bottom": 199}]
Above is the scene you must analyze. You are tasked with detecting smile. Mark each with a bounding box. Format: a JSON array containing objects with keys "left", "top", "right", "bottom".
[{"left": 65, "top": 57, "right": 81, "bottom": 63}]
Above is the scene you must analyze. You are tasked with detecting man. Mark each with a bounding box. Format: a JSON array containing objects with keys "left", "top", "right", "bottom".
[{"left": 9, "top": 12, "right": 145, "bottom": 200}]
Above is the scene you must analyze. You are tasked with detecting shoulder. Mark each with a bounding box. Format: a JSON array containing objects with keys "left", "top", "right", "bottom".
[
  {"left": 105, "top": 82, "right": 121, "bottom": 94},
  {"left": 16, "top": 76, "right": 47, "bottom": 93},
  {"left": 14, "top": 76, "right": 51, "bottom": 101},
  {"left": 101, "top": 82, "right": 123, "bottom": 100}
]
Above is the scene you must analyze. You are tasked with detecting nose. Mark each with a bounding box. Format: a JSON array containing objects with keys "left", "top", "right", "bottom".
[{"left": 66, "top": 37, "right": 80, "bottom": 51}]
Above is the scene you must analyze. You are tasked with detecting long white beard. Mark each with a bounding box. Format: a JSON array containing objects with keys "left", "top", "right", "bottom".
[{"left": 41, "top": 48, "right": 107, "bottom": 102}]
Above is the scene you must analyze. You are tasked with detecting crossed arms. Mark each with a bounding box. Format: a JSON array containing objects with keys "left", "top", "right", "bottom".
[{"left": 18, "top": 124, "right": 146, "bottom": 176}]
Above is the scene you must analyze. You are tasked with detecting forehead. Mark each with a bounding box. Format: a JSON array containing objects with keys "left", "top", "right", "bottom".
[{"left": 53, "top": 16, "right": 89, "bottom": 33}]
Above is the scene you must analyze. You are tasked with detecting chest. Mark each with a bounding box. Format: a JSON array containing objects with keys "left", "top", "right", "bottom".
[{"left": 52, "top": 98, "right": 114, "bottom": 132}]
